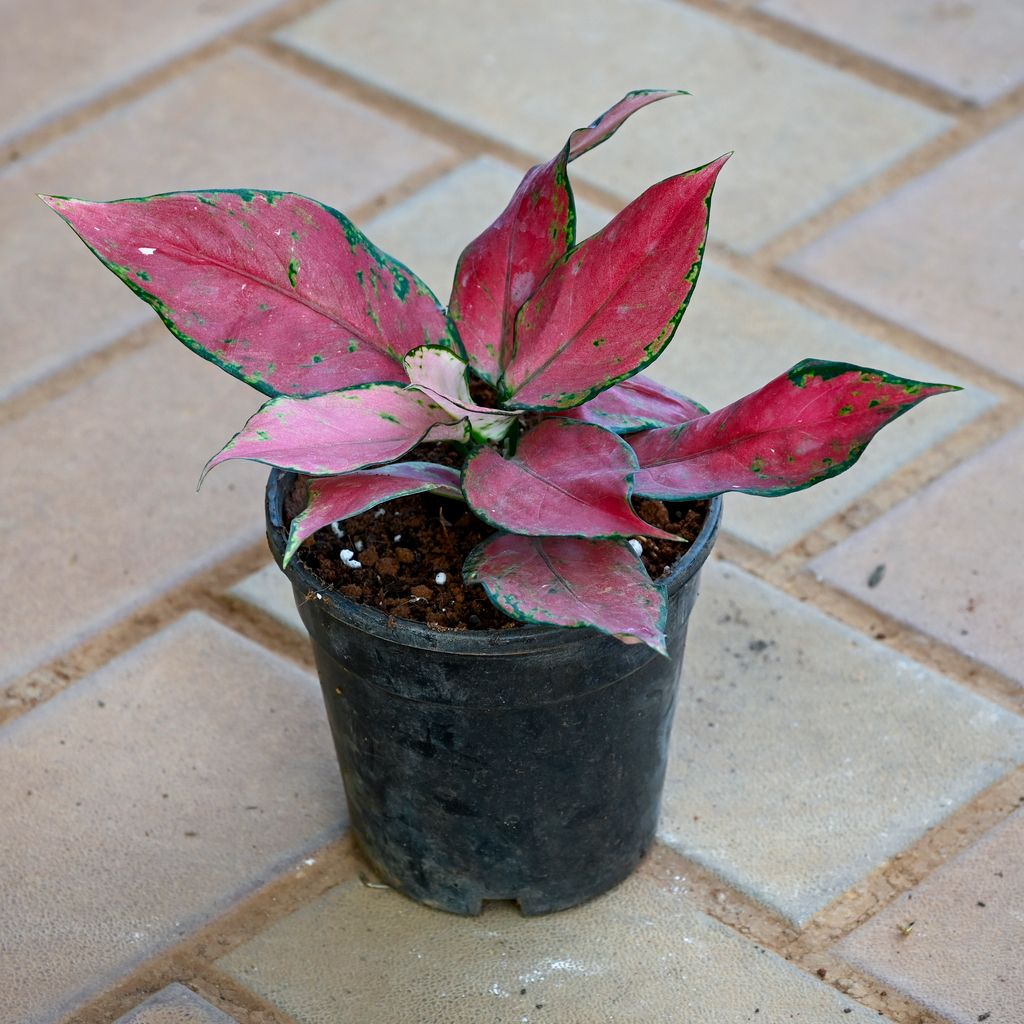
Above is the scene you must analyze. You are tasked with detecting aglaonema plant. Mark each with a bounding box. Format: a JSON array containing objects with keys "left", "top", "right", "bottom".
[{"left": 44, "top": 91, "right": 958, "bottom": 655}]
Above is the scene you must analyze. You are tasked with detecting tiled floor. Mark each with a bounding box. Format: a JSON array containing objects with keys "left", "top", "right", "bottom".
[{"left": 1, "top": 2, "right": 1021, "bottom": 1023}]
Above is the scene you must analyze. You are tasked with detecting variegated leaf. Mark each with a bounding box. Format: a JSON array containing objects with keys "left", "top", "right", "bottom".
[
  {"left": 202, "top": 384, "right": 468, "bottom": 481},
  {"left": 403, "top": 345, "right": 519, "bottom": 441},
  {"left": 502, "top": 155, "right": 729, "bottom": 410},
  {"left": 42, "top": 191, "right": 459, "bottom": 398},
  {"left": 283, "top": 462, "right": 463, "bottom": 566},
  {"left": 630, "top": 359, "right": 960, "bottom": 499},
  {"left": 449, "top": 91, "right": 685, "bottom": 385},
  {"left": 462, "top": 419, "right": 677, "bottom": 540},
  {"left": 464, "top": 533, "right": 668, "bottom": 654},
  {"left": 556, "top": 374, "right": 707, "bottom": 433}
]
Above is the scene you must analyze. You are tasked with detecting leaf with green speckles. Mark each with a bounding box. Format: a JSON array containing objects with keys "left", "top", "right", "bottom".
[
  {"left": 462, "top": 419, "right": 678, "bottom": 541},
  {"left": 464, "top": 534, "right": 668, "bottom": 654},
  {"left": 200, "top": 383, "right": 469, "bottom": 482},
  {"left": 284, "top": 462, "right": 463, "bottom": 566},
  {"left": 502, "top": 155, "right": 729, "bottom": 410},
  {"left": 629, "top": 358, "right": 960, "bottom": 500},
  {"left": 449, "top": 91, "right": 685, "bottom": 386},
  {"left": 554, "top": 374, "right": 706, "bottom": 433},
  {"left": 41, "top": 190, "right": 460, "bottom": 399}
]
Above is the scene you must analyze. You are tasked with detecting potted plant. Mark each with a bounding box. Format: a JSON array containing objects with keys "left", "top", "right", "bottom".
[{"left": 44, "top": 91, "right": 957, "bottom": 916}]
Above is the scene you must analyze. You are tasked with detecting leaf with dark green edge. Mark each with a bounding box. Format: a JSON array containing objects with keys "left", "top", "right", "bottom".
[
  {"left": 449, "top": 91, "right": 686, "bottom": 386},
  {"left": 403, "top": 345, "right": 519, "bottom": 441},
  {"left": 501, "top": 154, "right": 729, "bottom": 410},
  {"left": 464, "top": 533, "right": 668, "bottom": 654},
  {"left": 462, "top": 419, "right": 678, "bottom": 540},
  {"left": 41, "top": 190, "right": 460, "bottom": 398},
  {"left": 630, "top": 358, "right": 961, "bottom": 500},
  {"left": 283, "top": 462, "right": 463, "bottom": 566},
  {"left": 555, "top": 374, "right": 707, "bottom": 433},
  {"left": 201, "top": 383, "right": 469, "bottom": 483},
  {"left": 566, "top": 89, "right": 688, "bottom": 160}
]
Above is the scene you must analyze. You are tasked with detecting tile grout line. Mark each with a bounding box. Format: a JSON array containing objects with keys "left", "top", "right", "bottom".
[
  {"left": 0, "top": 0, "right": 340, "bottom": 170},
  {"left": 643, "top": 845, "right": 955, "bottom": 1024},
  {"left": 678, "top": 0, "right": 998, "bottom": 117},
  {"left": 712, "top": 540, "right": 1024, "bottom": 719},
  {"left": 60, "top": 835, "right": 364, "bottom": 1024}
]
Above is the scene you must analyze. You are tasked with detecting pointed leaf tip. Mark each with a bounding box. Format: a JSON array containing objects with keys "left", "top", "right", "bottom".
[
  {"left": 503, "top": 154, "right": 729, "bottom": 410},
  {"left": 44, "top": 190, "right": 457, "bottom": 398},
  {"left": 631, "top": 359, "right": 961, "bottom": 500},
  {"left": 465, "top": 534, "right": 668, "bottom": 654}
]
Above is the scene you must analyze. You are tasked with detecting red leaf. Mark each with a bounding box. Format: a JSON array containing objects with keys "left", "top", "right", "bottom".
[
  {"left": 464, "top": 533, "right": 668, "bottom": 654},
  {"left": 449, "top": 91, "right": 685, "bottom": 385},
  {"left": 630, "top": 359, "right": 960, "bottom": 499},
  {"left": 556, "top": 374, "right": 707, "bottom": 433},
  {"left": 283, "top": 462, "right": 462, "bottom": 566},
  {"left": 462, "top": 419, "right": 677, "bottom": 540},
  {"left": 42, "top": 191, "right": 458, "bottom": 398},
  {"left": 502, "top": 155, "right": 729, "bottom": 410},
  {"left": 202, "top": 384, "right": 468, "bottom": 480}
]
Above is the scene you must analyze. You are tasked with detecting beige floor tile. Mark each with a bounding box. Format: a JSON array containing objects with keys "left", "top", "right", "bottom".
[
  {"left": 278, "top": 0, "right": 947, "bottom": 252},
  {"left": 114, "top": 983, "right": 240, "bottom": 1024},
  {"left": 0, "top": 0, "right": 282, "bottom": 144},
  {"left": 1, "top": 49, "right": 454, "bottom": 400},
  {"left": 660, "top": 562, "right": 1024, "bottom": 924},
  {"left": 811, "top": 426, "right": 1024, "bottom": 687},
  {"left": 229, "top": 564, "right": 306, "bottom": 635},
  {"left": 837, "top": 809, "right": 1024, "bottom": 1024},
  {"left": 761, "top": 0, "right": 1024, "bottom": 104},
  {"left": 219, "top": 874, "right": 883, "bottom": 1022},
  {"left": 787, "top": 117, "right": 1024, "bottom": 386},
  {"left": 0, "top": 614, "right": 344, "bottom": 1024},
  {"left": 0, "top": 340, "right": 265, "bottom": 688}
]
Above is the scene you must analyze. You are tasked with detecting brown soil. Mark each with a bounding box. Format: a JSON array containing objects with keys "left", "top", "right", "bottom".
[{"left": 286, "top": 470, "right": 708, "bottom": 631}]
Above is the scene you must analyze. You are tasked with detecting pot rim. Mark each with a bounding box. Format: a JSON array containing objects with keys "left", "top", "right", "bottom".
[{"left": 265, "top": 468, "right": 722, "bottom": 655}]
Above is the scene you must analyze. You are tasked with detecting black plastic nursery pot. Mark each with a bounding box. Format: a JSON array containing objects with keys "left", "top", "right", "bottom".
[{"left": 266, "top": 470, "right": 722, "bottom": 916}]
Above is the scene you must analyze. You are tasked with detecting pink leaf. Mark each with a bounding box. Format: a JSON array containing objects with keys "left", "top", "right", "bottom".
[
  {"left": 502, "top": 155, "right": 729, "bottom": 410},
  {"left": 449, "top": 91, "right": 685, "bottom": 385},
  {"left": 202, "top": 384, "right": 468, "bottom": 480},
  {"left": 630, "top": 359, "right": 961, "bottom": 499},
  {"left": 404, "top": 345, "right": 520, "bottom": 441},
  {"left": 567, "top": 89, "right": 688, "bottom": 160},
  {"left": 556, "top": 374, "right": 707, "bottom": 433},
  {"left": 462, "top": 419, "right": 677, "bottom": 540},
  {"left": 464, "top": 533, "right": 668, "bottom": 654},
  {"left": 283, "top": 462, "right": 462, "bottom": 566},
  {"left": 42, "top": 191, "right": 458, "bottom": 398}
]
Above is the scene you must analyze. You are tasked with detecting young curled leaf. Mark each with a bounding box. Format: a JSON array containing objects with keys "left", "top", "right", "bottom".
[
  {"left": 449, "top": 91, "right": 686, "bottom": 385},
  {"left": 404, "top": 346, "right": 520, "bottom": 441},
  {"left": 501, "top": 154, "right": 729, "bottom": 410},
  {"left": 283, "top": 463, "right": 463, "bottom": 566},
  {"left": 555, "top": 374, "right": 707, "bottom": 433},
  {"left": 464, "top": 533, "right": 668, "bottom": 654},
  {"left": 201, "top": 384, "right": 468, "bottom": 482},
  {"left": 462, "top": 419, "right": 677, "bottom": 540},
  {"left": 42, "top": 190, "right": 459, "bottom": 398},
  {"left": 630, "top": 359, "right": 961, "bottom": 500}
]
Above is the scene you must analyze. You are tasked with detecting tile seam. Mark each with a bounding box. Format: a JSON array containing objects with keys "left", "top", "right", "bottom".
[{"left": 1, "top": 0, "right": 340, "bottom": 169}]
